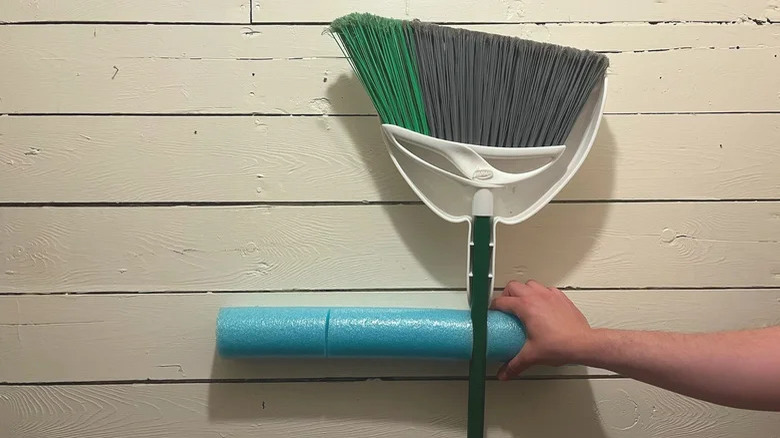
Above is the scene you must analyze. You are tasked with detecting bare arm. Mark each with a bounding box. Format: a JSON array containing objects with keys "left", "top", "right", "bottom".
[{"left": 492, "top": 280, "right": 780, "bottom": 412}]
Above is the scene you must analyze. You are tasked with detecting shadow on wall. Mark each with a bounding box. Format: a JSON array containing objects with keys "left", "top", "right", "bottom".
[
  {"left": 206, "top": 379, "right": 608, "bottom": 437},
  {"left": 209, "top": 350, "right": 475, "bottom": 381},
  {"left": 324, "top": 73, "right": 617, "bottom": 291}
]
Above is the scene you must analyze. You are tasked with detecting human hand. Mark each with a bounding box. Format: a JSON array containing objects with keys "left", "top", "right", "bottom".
[{"left": 491, "top": 280, "right": 593, "bottom": 380}]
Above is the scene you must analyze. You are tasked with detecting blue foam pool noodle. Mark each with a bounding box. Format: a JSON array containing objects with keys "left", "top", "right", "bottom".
[
  {"left": 217, "top": 307, "right": 525, "bottom": 361},
  {"left": 217, "top": 307, "right": 330, "bottom": 357}
]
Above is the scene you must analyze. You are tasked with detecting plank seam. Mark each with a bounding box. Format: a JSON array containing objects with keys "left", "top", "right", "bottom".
[
  {"left": 0, "top": 199, "right": 778, "bottom": 208},
  {"left": 1, "top": 286, "right": 778, "bottom": 296},
  {"left": 1, "top": 20, "right": 776, "bottom": 25},
  {"left": 4, "top": 111, "right": 780, "bottom": 117},
  {"left": 0, "top": 375, "right": 627, "bottom": 386}
]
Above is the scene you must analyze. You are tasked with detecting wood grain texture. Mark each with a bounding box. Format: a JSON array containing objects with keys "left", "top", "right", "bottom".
[
  {"left": 1, "top": 0, "right": 248, "bottom": 23},
  {"left": 3, "top": 3, "right": 779, "bottom": 436},
  {"left": 1, "top": 203, "right": 778, "bottom": 293},
  {"left": 252, "top": 0, "right": 780, "bottom": 23},
  {"left": 6, "top": 22, "right": 776, "bottom": 56},
  {"left": 2, "top": 380, "right": 780, "bottom": 437},
  {"left": 1, "top": 24, "right": 779, "bottom": 114},
  {"left": 0, "top": 290, "right": 778, "bottom": 383},
  {"left": 1, "top": 114, "right": 778, "bottom": 202}
]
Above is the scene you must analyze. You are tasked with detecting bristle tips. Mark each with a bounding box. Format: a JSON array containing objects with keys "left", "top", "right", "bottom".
[{"left": 330, "top": 13, "right": 402, "bottom": 33}]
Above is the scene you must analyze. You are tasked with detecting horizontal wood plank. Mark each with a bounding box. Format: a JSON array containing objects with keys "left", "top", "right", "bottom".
[
  {"left": 1, "top": 0, "right": 247, "bottom": 23},
  {"left": 3, "top": 0, "right": 778, "bottom": 23},
  {"left": 1, "top": 114, "right": 778, "bottom": 202},
  {"left": 253, "top": 0, "right": 780, "bottom": 23},
  {"left": 2, "top": 380, "right": 779, "bottom": 437},
  {"left": 0, "top": 203, "right": 778, "bottom": 293},
  {"left": 1, "top": 25, "right": 778, "bottom": 114},
  {"left": 0, "top": 290, "right": 778, "bottom": 383},
  {"left": 4, "top": 23, "right": 778, "bottom": 57}
]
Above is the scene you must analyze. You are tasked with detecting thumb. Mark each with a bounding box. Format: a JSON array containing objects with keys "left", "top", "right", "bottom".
[{"left": 497, "top": 347, "right": 536, "bottom": 381}]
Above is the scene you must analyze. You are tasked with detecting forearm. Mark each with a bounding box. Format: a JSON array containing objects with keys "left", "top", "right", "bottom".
[{"left": 575, "top": 327, "right": 780, "bottom": 411}]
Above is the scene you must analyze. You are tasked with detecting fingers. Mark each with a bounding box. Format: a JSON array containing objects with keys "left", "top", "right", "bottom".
[
  {"left": 525, "top": 279, "right": 549, "bottom": 292},
  {"left": 502, "top": 280, "right": 526, "bottom": 297},
  {"left": 490, "top": 296, "right": 526, "bottom": 319},
  {"left": 493, "top": 280, "right": 551, "bottom": 319},
  {"left": 497, "top": 349, "right": 536, "bottom": 380},
  {"left": 501, "top": 280, "right": 521, "bottom": 297},
  {"left": 503, "top": 279, "right": 550, "bottom": 297}
]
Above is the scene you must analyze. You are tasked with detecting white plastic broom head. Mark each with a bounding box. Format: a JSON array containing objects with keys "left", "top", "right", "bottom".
[{"left": 381, "top": 78, "right": 608, "bottom": 300}]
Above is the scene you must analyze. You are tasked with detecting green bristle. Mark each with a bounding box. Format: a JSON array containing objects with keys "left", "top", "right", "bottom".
[{"left": 329, "top": 13, "right": 429, "bottom": 135}]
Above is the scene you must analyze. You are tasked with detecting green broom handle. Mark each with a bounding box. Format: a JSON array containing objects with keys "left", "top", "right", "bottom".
[{"left": 467, "top": 214, "right": 492, "bottom": 438}]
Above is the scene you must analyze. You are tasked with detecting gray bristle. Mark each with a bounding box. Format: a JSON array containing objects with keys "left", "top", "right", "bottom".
[{"left": 411, "top": 22, "right": 609, "bottom": 147}]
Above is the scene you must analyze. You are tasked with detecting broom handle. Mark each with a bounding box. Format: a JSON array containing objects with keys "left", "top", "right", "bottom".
[{"left": 468, "top": 213, "right": 492, "bottom": 438}]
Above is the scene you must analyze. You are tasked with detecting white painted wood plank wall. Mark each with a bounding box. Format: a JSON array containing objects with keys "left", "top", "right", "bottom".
[
  {"left": 1, "top": 0, "right": 779, "bottom": 436},
  {"left": 2, "top": 25, "right": 780, "bottom": 114},
  {"left": 2, "top": 290, "right": 779, "bottom": 383},
  {"left": 2, "top": 114, "right": 779, "bottom": 202}
]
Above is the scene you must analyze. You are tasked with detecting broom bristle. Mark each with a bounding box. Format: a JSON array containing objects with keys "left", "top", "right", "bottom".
[
  {"left": 330, "top": 13, "right": 430, "bottom": 135},
  {"left": 330, "top": 13, "right": 609, "bottom": 148}
]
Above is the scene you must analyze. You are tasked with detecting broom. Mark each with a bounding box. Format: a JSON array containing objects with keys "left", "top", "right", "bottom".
[{"left": 329, "top": 13, "right": 609, "bottom": 438}]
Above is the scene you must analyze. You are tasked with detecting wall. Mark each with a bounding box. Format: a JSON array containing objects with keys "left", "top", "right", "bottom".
[{"left": 1, "top": 1, "right": 780, "bottom": 436}]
